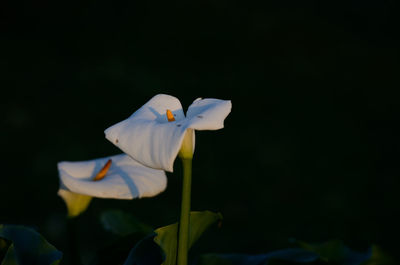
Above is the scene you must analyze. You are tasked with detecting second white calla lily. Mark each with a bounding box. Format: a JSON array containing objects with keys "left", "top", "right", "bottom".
[
  {"left": 58, "top": 154, "right": 167, "bottom": 200},
  {"left": 104, "top": 94, "right": 232, "bottom": 172},
  {"left": 58, "top": 153, "right": 167, "bottom": 217}
]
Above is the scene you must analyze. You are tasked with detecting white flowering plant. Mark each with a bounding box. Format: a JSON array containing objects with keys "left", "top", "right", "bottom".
[{"left": 0, "top": 95, "right": 392, "bottom": 265}]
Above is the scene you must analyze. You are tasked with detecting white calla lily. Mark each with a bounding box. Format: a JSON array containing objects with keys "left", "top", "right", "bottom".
[
  {"left": 104, "top": 94, "right": 232, "bottom": 172},
  {"left": 58, "top": 154, "right": 167, "bottom": 199},
  {"left": 57, "top": 154, "right": 167, "bottom": 217}
]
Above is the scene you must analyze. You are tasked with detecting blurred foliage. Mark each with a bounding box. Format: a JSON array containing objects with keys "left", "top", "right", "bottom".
[
  {"left": 95, "top": 210, "right": 222, "bottom": 265},
  {"left": 123, "top": 234, "right": 165, "bottom": 265},
  {"left": 89, "top": 210, "right": 154, "bottom": 265},
  {"left": 0, "top": 225, "right": 62, "bottom": 265},
  {"left": 153, "top": 211, "right": 222, "bottom": 265},
  {"left": 361, "top": 246, "right": 396, "bottom": 265},
  {"left": 197, "top": 249, "right": 320, "bottom": 265},
  {"left": 89, "top": 233, "right": 154, "bottom": 265},
  {"left": 196, "top": 240, "right": 395, "bottom": 265},
  {"left": 100, "top": 210, "right": 153, "bottom": 237},
  {"left": 0, "top": 238, "right": 11, "bottom": 263},
  {"left": 296, "top": 240, "right": 370, "bottom": 264}
]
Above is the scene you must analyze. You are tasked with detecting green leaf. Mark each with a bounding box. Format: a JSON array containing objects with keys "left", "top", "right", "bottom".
[
  {"left": 153, "top": 211, "right": 223, "bottom": 265},
  {"left": 197, "top": 248, "right": 319, "bottom": 265},
  {"left": 100, "top": 210, "right": 153, "bottom": 237},
  {"left": 123, "top": 234, "right": 165, "bottom": 265},
  {"left": 0, "top": 225, "right": 62, "bottom": 265}
]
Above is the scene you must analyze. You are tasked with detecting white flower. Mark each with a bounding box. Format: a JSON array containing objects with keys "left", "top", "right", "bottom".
[
  {"left": 104, "top": 94, "right": 232, "bottom": 172},
  {"left": 57, "top": 154, "right": 167, "bottom": 217},
  {"left": 58, "top": 154, "right": 167, "bottom": 199}
]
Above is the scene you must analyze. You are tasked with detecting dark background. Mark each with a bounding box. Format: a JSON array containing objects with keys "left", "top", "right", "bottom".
[{"left": 1, "top": 1, "right": 400, "bottom": 264}]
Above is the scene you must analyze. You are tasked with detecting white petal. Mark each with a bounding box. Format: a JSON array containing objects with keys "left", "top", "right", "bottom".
[
  {"left": 105, "top": 94, "right": 189, "bottom": 172},
  {"left": 129, "top": 94, "right": 186, "bottom": 122},
  {"left": 185, "top": 98, "right": 232, "bottom": 130},
  {"left": 58, "top": 154, "right": 167, "bottom": 199}
]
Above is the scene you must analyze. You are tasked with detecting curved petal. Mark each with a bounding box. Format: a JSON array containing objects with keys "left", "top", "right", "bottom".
[
  {"left": 57, "top": 190, "right": 92, "bottom": 217},
  {"left": 58, "top": 154, "right": 167, "bottom": 199},
  {"left": 105, "top": 94, "right": 189, "bottom": 172},
  {"left": 129, "top": 94, "right": 186, "bottom": 122},
  {"left": 185, "top": 98, "right": 232, "bottom": 130}
]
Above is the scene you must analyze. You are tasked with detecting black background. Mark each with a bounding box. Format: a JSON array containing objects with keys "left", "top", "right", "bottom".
[{"left": 1, "top": 1, "right": 400, "bottom": 264}]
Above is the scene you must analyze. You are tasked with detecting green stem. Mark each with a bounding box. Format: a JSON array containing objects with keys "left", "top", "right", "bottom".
[{"left": 177, "top": 158, "right": 192, "bottom": 265}]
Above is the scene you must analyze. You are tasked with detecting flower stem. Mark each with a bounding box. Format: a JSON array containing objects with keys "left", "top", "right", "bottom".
[{"left": 177, "top": 158, "right": 192, "bottom": 265}]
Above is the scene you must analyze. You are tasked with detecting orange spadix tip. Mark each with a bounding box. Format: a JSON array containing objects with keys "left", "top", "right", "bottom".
[
  {"left": 93, "top": 159, "right": 112, "bottom": 181},
  {"left": 166, "top": 109, "right": 175, "bottom": 122}
]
